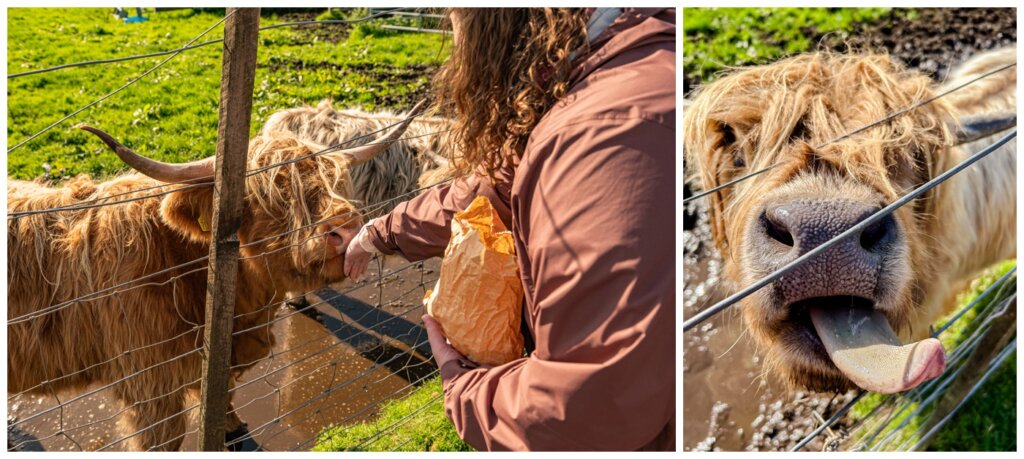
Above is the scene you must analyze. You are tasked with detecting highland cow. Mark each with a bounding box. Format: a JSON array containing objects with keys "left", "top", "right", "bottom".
[
  {"left": 684, "top": 47, "right": 1016, "bottom": 394},
  {"left": 7, "top": 103, "right": 432, "bottom": 451}
]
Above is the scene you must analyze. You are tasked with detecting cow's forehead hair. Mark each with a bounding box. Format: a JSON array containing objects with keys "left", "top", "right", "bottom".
[
  {"left": 684, "top": 51, "right": 958, "bottom": 256},
  {"left": 244, "top": 130, "right": 356, "bottom": 231},
  {"left": 688, "top": 51, "right": 953, "bottom": 179}
]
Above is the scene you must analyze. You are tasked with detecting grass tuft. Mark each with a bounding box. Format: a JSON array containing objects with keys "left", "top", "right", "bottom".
[{"left": 313, "top": 377, "right": 471, "bottom": 452}]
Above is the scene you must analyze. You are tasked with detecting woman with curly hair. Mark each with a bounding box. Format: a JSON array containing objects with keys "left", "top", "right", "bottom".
[{"left": 344, "top": 8, "right": 675, "bottom": 450}]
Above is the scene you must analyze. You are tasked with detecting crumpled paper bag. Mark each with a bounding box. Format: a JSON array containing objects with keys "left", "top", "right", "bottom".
[{"left": 424, "top": 195, "right": 524, "bottom": 366}]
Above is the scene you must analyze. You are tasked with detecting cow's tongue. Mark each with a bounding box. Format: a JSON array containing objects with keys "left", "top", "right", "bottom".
[{"left": 809, "top": 305, "right": 945, "bottom": 394}]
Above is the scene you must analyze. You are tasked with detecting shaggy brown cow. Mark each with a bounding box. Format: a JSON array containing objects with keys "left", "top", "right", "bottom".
[
  {"left": 7, "top": 104, "right": 425, "bottom": 451},
  {"left": 684, "top": 47, "right": 1016, "bottom": 394}
]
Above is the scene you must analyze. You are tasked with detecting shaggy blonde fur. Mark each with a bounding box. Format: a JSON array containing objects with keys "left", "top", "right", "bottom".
[
  {"left": 260, "top": 100, "right": 455, "bottom": 216},
  {"left": 684, "top": 47, "right": 1016, "bottom": 390},
  {"left": 7, "top": 103, "right": 450, "bottom": 450}
]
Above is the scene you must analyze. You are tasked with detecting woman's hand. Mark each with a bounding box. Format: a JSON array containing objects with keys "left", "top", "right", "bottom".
[
  {"left": 423, "top": 315, "right": 491, "bottom": 372},
  {"left": 344, "top": 222, "right": 378, "bottom": 281}
]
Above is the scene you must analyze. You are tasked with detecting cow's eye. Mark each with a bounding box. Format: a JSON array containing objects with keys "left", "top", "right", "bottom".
[
  {"left": 789, "top": 118, "right": 808, "bottom": 142},
  {"left": 717, "top": 123, "right": 744, "bottom": 168},
  {"left": 719, "top": 122, "right": 736, "bottom": 146}
]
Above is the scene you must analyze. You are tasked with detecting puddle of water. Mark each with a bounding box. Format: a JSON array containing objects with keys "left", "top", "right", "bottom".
[{"left": 8, "top": 257, "right": 441, "bottom": 452}]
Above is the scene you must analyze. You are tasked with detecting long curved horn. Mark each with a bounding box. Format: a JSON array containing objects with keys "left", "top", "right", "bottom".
[
  {"left": 79, "top": 125, "right": 215, "bottom": 183},
  {"left": 342, "top": 99, "right": 429, "bottom": 165},
  {"left": 952, "top": 111, "right": 1017, "bottom": 145}
]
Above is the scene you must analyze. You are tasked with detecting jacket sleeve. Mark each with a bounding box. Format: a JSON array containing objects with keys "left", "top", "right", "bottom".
[
  {"left": 366, "top": 174, "right": 512, "bottom": 261},
  {"left": 439, "top": 118, "right": 676, "bottom": 451}
]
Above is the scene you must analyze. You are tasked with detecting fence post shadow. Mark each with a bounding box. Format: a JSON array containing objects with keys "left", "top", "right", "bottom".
[{"left": 310, "top": 286, "right": 436, "bottom": 385}]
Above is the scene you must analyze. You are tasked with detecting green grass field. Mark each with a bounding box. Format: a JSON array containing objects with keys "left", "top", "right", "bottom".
[
  {"left": 683, "top": 8, "right": 895, "bottom": 87},
  {"left": 7, "top": 7, "right": 447, "bottom": 181},
  {"left": 313, "top": 377, "right": 470, "bottom": 451}
]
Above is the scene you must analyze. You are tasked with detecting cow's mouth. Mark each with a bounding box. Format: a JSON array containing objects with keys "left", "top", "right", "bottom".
[{"left": 785, "top": 296, "right": 946, "bottom": 394}]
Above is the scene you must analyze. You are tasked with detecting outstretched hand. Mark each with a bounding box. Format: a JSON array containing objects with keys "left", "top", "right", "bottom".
[
  {"left": 343, "top": 224, "right": 376, "bottom": 281},
  {"left": 422, "top": 315, "right": 490, "bottom": 372}
]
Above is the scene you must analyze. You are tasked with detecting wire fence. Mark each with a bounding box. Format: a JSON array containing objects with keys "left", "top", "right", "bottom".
[
  {"left": 788, "top": 267, "right": 1016, "bottom": 451},
  {"left": 8, "top": 7, "right": 456, "bottom": 452},
  {"left": 682, "top": 51, "right": 1017, "bottom": 451}
]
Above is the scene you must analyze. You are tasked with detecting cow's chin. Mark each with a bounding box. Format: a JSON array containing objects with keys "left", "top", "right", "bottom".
[
  {"left": 319, "top": 254, "right": 347, "bottom": 282},
  {"left": 303, "top": 254, "right": 347, "bottom": 286},
  {"left": 750, "top": 295, "right": 907, "bottom": 393}
]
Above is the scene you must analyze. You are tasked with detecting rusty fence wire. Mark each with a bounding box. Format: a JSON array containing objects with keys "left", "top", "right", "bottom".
[
  {"left": 8, "top": 7, "right": 458, "bottom": 452},
  {"left": 682, "top": 55, "right": 1017, "bottom": 452},
  {"left": 789, "top": 267, "right": 1016, "bottom": 451}
]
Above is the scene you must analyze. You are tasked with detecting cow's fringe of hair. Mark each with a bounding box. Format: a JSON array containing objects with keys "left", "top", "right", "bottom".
[{"left": 244, "top": 132, "right": 355, "bottom": 270}]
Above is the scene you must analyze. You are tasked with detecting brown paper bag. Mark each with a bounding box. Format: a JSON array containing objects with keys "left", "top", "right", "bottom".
[{"left": 424, "top": 196, "right": 525, "bottom": 366}]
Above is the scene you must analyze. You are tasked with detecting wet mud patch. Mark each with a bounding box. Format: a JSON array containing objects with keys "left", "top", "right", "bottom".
[
  {"left": 839, "top": 8, "right": 1016, "bottom": 80},
  {"left": 273, "top": 11, "right": 352, "bottom": 45}
]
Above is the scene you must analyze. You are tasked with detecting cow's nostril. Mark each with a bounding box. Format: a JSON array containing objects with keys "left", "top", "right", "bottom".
[
  {"left": 859, "top": 213, "right": 895, "bottom": 252},
  {"left": 762, "top": 211, "right": 795, "bottom": 247}
]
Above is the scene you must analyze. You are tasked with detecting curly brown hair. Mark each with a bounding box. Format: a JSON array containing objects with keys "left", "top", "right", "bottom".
[{"left": 432, "top": 8, "right": 591, "bottom": 181}]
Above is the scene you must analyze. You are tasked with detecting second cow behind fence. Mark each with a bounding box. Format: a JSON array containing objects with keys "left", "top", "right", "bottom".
[{"left": 7, "top": 100, "right": 451, "bottom": 451}]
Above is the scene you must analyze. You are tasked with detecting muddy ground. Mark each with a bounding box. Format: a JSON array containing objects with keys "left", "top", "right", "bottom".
[
  {"left": 682, "top": 8, "right": 1017, "bottom": 96},
  {"left": 276, "top": 10, "right": 354, "bottom": 45},
  {"left": 683, "top": 7, "right": 1016, "bottom": 452}
]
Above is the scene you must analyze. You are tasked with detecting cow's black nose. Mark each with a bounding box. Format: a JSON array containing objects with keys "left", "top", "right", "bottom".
[
  {"left": 761, "top": 200, "right": 894, "bottom": 254},
  {"left": 755, "top": 199, "right": 898, "bottom": 305}
]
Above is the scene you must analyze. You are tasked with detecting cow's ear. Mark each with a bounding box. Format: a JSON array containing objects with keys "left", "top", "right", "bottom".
[{"left": 160, "top": 186, "right": 216, "bottom": 242}]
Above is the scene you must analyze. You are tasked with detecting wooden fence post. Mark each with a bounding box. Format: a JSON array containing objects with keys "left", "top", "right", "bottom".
[{"left": 197, "top": 7, "right": 260, "bottom": 451}]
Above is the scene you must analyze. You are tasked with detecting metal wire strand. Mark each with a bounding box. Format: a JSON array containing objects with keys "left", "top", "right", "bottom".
[
  {"left": 226, "top": 293, "right": 427, "bottom": 406},
  {"left": 788, "top": 271, "right": 1016, "bottom": 451},
  {"left": 8, "top": 346, "right": 203, "bottom": 429},
  {"left": 223, "top": 337, "right": 431, "bottom": 448},
  {"left": 6, "top": 173, "right": 450, "bottom": 325},
  {"left": 7, "top": 127, "right": 448, "bottom": 219},
  {"left": 681, "top": 61, "right": 1017, "bottom": 205},
  {"left": 907, "top": 339, "right": 1016, "bottom": 451},
  {"left": 286, "top": 368, "right": 441, "bottom": 451},
  {"left": 6, "top": 10, "right": 237, "bottom": 154},
  {"left": 6, "top": 8, "right": 410, "bottom": 79},
  {"left": 683, "top": 130, "right": 1016, "bottom": 332}
]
